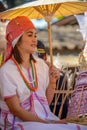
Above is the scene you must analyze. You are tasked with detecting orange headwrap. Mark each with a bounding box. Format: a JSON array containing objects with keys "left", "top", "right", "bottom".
[{"left": 5, "top": 16, "right": 36, "bottom": 61}]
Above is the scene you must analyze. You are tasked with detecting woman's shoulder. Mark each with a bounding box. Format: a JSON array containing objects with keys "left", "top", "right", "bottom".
[
  {"left": 35, "top": 57, "right": 48, "bottom": 67},
  {"left": 0, "top": 59, "right": 17, "bottom": 74}
]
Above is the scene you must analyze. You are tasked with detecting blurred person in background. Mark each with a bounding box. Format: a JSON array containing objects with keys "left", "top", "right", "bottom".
[{"left": 37, "top": 40, "right": 47, "bottom": 61}]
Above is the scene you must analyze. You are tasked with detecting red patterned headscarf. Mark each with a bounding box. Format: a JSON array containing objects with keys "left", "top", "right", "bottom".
[{"left": 5, "top": 16, "right": 36, "bottom": 61}]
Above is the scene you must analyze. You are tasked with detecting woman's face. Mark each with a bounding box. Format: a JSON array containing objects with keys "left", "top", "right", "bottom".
[{"left": 18, "top": 29, "right": 37, "bottom": 54}]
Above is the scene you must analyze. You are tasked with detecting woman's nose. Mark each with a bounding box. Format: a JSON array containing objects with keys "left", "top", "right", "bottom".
[{"left": 33, "top": 36, "right": 37, "bottom": 41}]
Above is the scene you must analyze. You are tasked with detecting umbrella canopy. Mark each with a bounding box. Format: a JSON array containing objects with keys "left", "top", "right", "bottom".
[
  {"left": 1, "top": 0, "right": 87, "bottom": 64},
  {"left": 1, "top": 0, "right": 87, "bottom": 20}
]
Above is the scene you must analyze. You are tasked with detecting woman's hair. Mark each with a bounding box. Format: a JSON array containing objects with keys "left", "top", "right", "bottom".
[
  {"left": 13, "top": 37, "right": 22, "bottom": 64},
  {"left": 13, "top": 45, "right": 22, "bottom": 64}
]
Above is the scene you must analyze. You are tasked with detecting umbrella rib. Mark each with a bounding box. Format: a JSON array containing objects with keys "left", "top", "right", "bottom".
[
  {"left": 46, "top": 5, "right": 49, "bottom": 15},
  {"left": 34, "top": 4, "right": 61, "bottom": 18},
  {"left": 52, "top": 4, "right": 61, "bottom": 15},
  {"left": 26, "top": 8, "right": 39, "bottom": 19},
  {"left": 34, "top": 6, "right": 46, "bottom": 17}
]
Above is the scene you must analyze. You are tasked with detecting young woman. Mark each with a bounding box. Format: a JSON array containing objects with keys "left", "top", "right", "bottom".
[{"left": 0, "top": 16, "right": 86, "bottom": 130}]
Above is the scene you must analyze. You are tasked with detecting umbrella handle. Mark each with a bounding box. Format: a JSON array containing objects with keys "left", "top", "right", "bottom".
[{"left": 47, "top": 21, "right": 53, "bottom": 65}]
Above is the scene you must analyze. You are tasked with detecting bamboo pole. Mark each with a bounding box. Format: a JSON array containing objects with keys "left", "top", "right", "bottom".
[{"left": 47, "top": 21, "right": 53, "bottom": 65}]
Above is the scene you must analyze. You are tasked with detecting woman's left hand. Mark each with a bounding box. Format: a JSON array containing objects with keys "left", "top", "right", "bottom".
[
  {"left": 46, "top": 61, "right": 60, "bottom": 79},
  {"left": 45, "top": 62, "right": 60, "bottom": 104},
  {"left": 46, "top": 62, "right": 60, "bottom": 88},
  {"left": 49, "top": 65, "right": 60, "bottom": 81}
]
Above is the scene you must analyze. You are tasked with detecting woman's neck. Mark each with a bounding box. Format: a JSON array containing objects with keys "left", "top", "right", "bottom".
[{"left": 21, "top": 53, "right": 31, "bottom": 70}]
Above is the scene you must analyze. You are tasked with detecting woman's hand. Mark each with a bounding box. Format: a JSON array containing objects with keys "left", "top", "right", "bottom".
[
  {"left": 46, "top": 62, "right": 60, "bottom": 104},
  {"left": 46, "top": 61, "right": 60, "bottom": 89}
]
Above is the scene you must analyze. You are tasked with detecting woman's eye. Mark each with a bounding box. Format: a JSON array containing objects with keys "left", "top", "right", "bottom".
[
  {"left": 35, "top": 35, "right": 37, "bottom": 38},
  {"left": 28, "top": 34, "right": 32, "bottom": 37}
]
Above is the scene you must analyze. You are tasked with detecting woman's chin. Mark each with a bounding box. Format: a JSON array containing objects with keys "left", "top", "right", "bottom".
[{"left": 30, "top": 50, "right": 36, "bottom": 54}]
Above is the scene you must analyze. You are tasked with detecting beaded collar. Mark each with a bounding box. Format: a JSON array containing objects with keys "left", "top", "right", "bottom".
[{"left": 11, "top": 56, "right": 38, "bottom": 91}]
